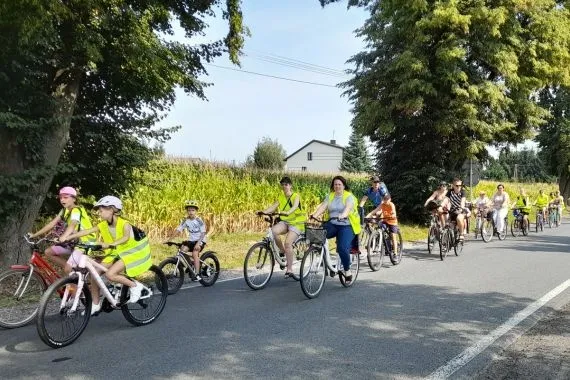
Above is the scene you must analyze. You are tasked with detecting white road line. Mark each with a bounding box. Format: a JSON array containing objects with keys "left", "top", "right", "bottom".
[
  {"left": 179, "top": 275, "right": 243, "bottom": 290},
  {"left": 426, "top": 278, "right": 570, "bottom": 380}
]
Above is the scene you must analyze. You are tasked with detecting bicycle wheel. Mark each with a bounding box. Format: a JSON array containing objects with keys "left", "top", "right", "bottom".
[
  {"left": 0, "top": 268, "right": 46, "bottom": 329},
  {"left": 366, "top": 230, "right": 383, "bottom": 271},
  {"left": 291, "top": 237, "right": 309, "bottom": 281},
  {"left": 439, "top": 229, "right": 450, "bottom": 261},
  {"left": 198, "top": 251, "right": 220, "bottom": 287},
  {"left": 548, "top": 212, "right": 553, "bottom": 228},
  {"left": 300, "top": 246, "right": 326, "bottom": 299},
  {"left": 454, "top": 233, "right": 464, "bottom": 256},
  {"left": 340, "top": 251, "right": 359, "bottom": 287},
  {"left": 158, "top": 257, "right": 184, "bottom": 295},
  {"left": 511, "top": 220, "right": 519, "bottom": 237},
  {"left": 555, "top": 210, "right": 560, "bottom": 227},
  {"left": 359, "top": 226, "right": 371, "bottom": 254},
  {"left": 243, "top": 242, "right": 274, "bottom": 290},
  {"left": 427, "top": 225, "right": 438, "bottom": 254},
  {"left": 389, "top": 231, "right": 403, "bottom": 265},
  {"left": 121, "top": 265, "right": 168, "bottom": 326},
  {"left": 481, "top": 219, "right": 493, "bottom": 243},
  {"left": 36, "top": 276, "right": 91, "bottom": 348},
  {"left": 522, "top": 218, "right": 529, "bottom": 236},
  {"left": 535, "top": 215, "right": 539, "bottom": 233}
]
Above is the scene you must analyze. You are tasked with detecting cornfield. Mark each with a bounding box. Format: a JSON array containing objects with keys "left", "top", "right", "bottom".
[
  {"left": 122, "top": 159, "right": 369, "bottom": 239},
  {"left": 120, "top": 159, "right": 559, "bottom": 241}
]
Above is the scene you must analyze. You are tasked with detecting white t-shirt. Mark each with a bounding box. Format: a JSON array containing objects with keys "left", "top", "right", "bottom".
[{"left": 177, "top": 217, "right": 207, "bottom": 242}]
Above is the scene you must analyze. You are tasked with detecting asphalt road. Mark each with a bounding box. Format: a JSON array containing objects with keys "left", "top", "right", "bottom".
[{"left": 1, "top": 220, "right": 569, "bottom": 379}]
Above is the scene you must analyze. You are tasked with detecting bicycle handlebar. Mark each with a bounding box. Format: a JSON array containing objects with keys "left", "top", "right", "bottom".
[
  {"left": 164, "top": 241, "right": 183, "bottom": 248},
  {"left": 75, "top": 242, "right": 106, "bottom": 251},
  {"left": 23, "top": 235, "right": 57, "bottom": 245}
]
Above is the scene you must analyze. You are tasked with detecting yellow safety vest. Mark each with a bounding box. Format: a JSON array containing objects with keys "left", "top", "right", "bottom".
[
  {"left": 97, "top": 217, "right": 152, "bottom": 277},
  {"left": 515, "top": 196, "right": 531, "bottom": 213},
  {"left": 535, "top": 194, "right": 549, "bottom": 207},
  {"left": 61, "top": 206, "right": 96, "bottom": 243},
  {"left": 278, "top": 192, "right": 307, "bottom": 232},
  {"left": 325, "top": 191, "right": 361, "bottom": 235}
]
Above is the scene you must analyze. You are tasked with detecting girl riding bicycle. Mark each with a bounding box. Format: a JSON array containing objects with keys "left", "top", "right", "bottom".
[
  {"left": 310, "top": 176, "right": 361, "bottom": 284},
  {"left": 60, "top": 196, "right": 151, "bottom": 315},
  {"left": 258, "top": 176, "right": 306, "bottom": 278},
  {"left": 28, "top": 186, "right": 95, "bottom": 272}
]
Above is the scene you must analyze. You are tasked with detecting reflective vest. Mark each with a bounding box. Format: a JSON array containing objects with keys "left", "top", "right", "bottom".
[
  {"left": 61, "top": 206, "right": 96, "bottom": 243},
  {"left": 325, "top": 191, "right": 361, "bottom": 235},
  {"left": 278, "top": 192, "right": 306, "bottom": 232},
  {"left": 535, "top": 194, "right": 549, "bottom": 207},
  {"left": 97, "top": 217, "right": 152, "bottom": 277},
  {"left": 515, "top": 196, "right": 531, "bottom": 213}
]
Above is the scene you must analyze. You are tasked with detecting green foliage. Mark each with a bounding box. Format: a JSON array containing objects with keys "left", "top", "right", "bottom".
[
  {"left": 482, "top": 148, "right": 554, "bottom": 183},
  {"left": 340, "top": 130, "right": 372, "bottom": 173},
  {"left": 247, "top": 137, "right": 287, "bottom": 170},
  {"left": 0, "top": 0, "right": 248, "bottom": 247}
]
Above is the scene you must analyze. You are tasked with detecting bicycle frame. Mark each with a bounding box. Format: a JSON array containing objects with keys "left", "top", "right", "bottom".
[
  {"left": 170, "top": 249, "right": 209, "bottom": 277},
  {"left": 63, "top": 253, "right": 151, "bottom": 313},
  {"left": 258, "top": 214, "right": 305, "bottom": 267}
]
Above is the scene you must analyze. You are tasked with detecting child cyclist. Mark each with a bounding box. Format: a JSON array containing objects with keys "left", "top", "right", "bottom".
[
  {"left": 175, "top": 200, "right": 207, "bottom": 281},
  {"left": 60, "top": 196, "right": 151, "bottom": 314},
  {"left": 28, "top": 186, "right": 95, "bottom": 271},
  {"left": 366, "top": 193, "right": 399, "bottom": 255}
]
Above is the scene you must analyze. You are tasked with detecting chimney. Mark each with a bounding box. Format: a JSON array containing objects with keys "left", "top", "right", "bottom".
[{"left": 330, "top": 139, "right": 336, "bottom": 145}]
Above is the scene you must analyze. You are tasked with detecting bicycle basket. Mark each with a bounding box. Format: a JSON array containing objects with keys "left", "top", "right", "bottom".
[{"left": 305, "top": 224, "right": 327, "bottom": 245}]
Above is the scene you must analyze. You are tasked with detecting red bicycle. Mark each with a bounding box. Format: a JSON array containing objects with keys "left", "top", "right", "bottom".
[{"left": 0, "top": 236, "right": 61, "bottom": 328}]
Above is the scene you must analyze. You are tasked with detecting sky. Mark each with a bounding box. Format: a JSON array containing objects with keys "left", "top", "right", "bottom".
[{"left": 161, "top": 1, "right": 368, "bottom": 163}]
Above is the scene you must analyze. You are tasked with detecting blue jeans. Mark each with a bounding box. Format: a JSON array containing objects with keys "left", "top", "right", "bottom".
[{"left": 324, "top": 222, "right": 355, "bottom": 271}]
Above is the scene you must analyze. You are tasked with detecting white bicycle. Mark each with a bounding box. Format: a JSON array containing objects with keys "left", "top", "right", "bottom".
[
  {"left": 36, "top": 243, "right": 168, "bottom": 348},
  {"left": 243, "top": 212, "right": 308, "bottom": 290},
  {"left": 299, "top": 217, "right": 360, "bottom": 299}
]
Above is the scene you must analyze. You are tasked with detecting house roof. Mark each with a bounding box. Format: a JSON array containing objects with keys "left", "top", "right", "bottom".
[{"left": 284, "top": 139, "right": 344, "bottom": 161}]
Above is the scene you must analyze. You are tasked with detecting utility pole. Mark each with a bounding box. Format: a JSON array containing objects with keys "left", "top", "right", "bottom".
[
  {"left": 469, "top": 158, "right": 473, "bottom": 200},
  {"left": 514, "top": 163, "right": 518, "bottom": 182}
]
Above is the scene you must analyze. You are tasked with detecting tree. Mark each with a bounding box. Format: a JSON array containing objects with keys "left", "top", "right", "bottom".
[
  {"left": 537, "top": 86, "right": 570, "bottom": 199},
  {"left": 248, "top": 137, "right": 286, "bottom": 170},
  {"left": 0, "top": 0, "right": 247, "bottom": 265},
  {"left": 482, "top": 149, "right": 552, "bottom": 182},
  {"left": 340, "top": 130, "right": 372, "bottom": 173},
  {"left": 322, "top": 0, "right": 570, "bottom": 222}
]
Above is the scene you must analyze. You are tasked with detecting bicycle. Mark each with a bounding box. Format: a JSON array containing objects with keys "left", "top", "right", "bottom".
[
  {"left": 36, "top": 242, "right": 168, "bottom": 348},
  {"left": 511, "top": 209, "right": 528, "bottom": 237},
  {"left": 365, "top": 217, "right": 403, "bottom": 270},
  {"left": 535, "top": 207, "right": 545, "bottom": 233},
  {"left": 480, "top": 210, "right": 508, "bottom": 242},
  {"left": 243, "top": 212, "right": 308, "bottom": 290},
  {"left": 439, "top": 213, "right": 465, "bottom": 261},
  {"left": 426, "top": 213, "right": 440, "bottom": 255},
  {"left": 299, "top": 217, "right": 360, "bottom": 299},
  {"left": 473, "top": 207, "right": 489, "bottom": 240},
  {"left": 363, "top": 218, "right": 382, "bottom": 271},
  {"left": 158, "top": 242, "right": 220, "bottom": 294},
  {"left": 0, "top": 236, "right": 61, "bottom": 329},
  {"left": 547, "top": 206, "right": 560, "bottom": 228}
]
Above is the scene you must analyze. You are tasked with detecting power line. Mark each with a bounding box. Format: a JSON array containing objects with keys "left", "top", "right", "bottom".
[
  {"left": 243, "top": 51, "right": 347, "bottom": 78},
  {"left": 206, "top": 63, "right": 340, "bottom": 88},
  {"left": 245, "top": 49, "right": 346, "bottom": 74}
]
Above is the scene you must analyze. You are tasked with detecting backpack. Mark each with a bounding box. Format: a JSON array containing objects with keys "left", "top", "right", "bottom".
[{"left": 131, "top": 225, "right": 147, "bottom": 241}]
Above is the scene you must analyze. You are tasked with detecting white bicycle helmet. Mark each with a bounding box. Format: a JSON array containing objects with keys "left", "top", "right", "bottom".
[{"left": 94, "top": 195, "right": 123, "bottom": 210}]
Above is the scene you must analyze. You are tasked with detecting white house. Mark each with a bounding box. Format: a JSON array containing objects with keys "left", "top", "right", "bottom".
[{"left": 284, "top": 139, "right": 344, "bottom": 173}]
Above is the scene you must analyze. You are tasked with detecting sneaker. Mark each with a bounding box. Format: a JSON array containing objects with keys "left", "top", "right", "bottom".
[
  {"left": 129, "top": 281, "right": 144, "bottom": 303},
  {"left": 91, "top": 301, "right": 102, "bottom": 316},
  {"left": 195, "top": 275, "right": 202, "bottom": 281},
  {"left": 344, "top": 269, "right": 353, "bottom": 282}
]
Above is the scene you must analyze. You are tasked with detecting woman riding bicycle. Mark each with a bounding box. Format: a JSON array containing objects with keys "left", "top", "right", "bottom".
[
  {"left": 309, "top": 176, "right": 361, "bottom": 284},
  {"left": 424, "top": 182, "right": 451, "bottom": 229},
  {"left": 257, "top": 176, "right": 306, "bottom": 278},
  {"left": 491, "top": 184, "right": 510, "bottom": 234}
]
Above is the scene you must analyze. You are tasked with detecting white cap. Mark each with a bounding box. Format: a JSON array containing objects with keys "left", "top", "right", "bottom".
[{"left": 94, "top": 195, "right": 123, "bottom": 210}]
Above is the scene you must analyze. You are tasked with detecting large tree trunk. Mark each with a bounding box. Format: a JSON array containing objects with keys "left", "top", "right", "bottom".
[{"left": 0, "top": 70, "right": 81, "bottom": 267}]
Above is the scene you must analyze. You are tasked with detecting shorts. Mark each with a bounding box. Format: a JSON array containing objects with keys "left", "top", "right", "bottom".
[
  {"left": 382, "top": 222, "right": 399, "bottom": 234},
  {"left": 182, "top": 241, "right": 206, "bottom": 252},
  {"left": 50, "top": 245, "right": 73, "bottom": 256},
  {"left": 449, "top": 209, "right": 464, "bottom": 222},
  {"left": 66, "top": 249, "right": 93, "bottom": 267},
  {"left": 275, "top": 221, "right": 302, "bottom": 236}
]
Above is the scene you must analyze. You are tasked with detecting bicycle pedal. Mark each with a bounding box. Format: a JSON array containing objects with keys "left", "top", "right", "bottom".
[{"left": 279, "top": 265, "right": 285, "bottom": 270}]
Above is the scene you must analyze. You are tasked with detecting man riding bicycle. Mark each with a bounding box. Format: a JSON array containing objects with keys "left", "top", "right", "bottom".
[{"left": 446, "top": 178, "right": 467, "bottom": 241}]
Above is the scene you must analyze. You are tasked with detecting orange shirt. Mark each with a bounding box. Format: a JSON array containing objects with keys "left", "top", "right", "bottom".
[{"left": 381, "top": 202, "right": 398, "bottom": 226}]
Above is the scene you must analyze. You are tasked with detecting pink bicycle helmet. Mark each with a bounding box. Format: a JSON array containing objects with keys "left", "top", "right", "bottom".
[{"left": 59, "top": 186, "right": 77, "bottom": 197}]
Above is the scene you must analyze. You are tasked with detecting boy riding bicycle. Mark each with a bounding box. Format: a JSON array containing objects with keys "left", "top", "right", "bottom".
[
  {"left": 174, "top": 200, "right": 207, "bottom": 281},
  {"left": 366, "top": 193, "right": 399, "bottom": 256}
]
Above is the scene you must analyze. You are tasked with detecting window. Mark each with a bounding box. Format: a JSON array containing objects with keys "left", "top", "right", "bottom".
[
  {"left": 301, "top": 166, "right": 307, "bottom": 172},
  {"left": 307, "top": 152, "right": 313, "bottom": 161}
]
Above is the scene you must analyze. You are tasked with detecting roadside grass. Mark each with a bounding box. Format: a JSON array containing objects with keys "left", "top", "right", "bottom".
[{"left": 150, "top": 223, "right": 429, "bottom": 270}]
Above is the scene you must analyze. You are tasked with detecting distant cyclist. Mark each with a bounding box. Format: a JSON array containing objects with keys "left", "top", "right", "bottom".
[
  {"left": 511, "top": 188, "right": 531, "bottom": 228},
  {"left": 446, "top": 178, "right": 467, "bottom": 241},
  {"left": 533, "top": 189, "right": 550, "bottom": 221},
  {"left": 424, "top": 182, "right": 451, "bottom": 229},
  {"left": 491, "top": 184, "right": 510, "bottom": 234},
  {"left": 358, "top": 175, "right": 389, "bottom": 220}
]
